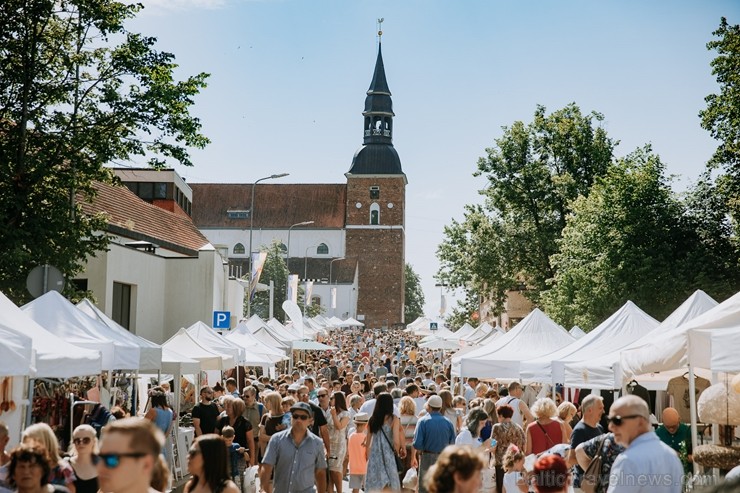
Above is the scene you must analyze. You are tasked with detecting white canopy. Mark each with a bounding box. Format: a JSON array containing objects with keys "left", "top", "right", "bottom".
[
  {"left": 620, "top": 290, "right": 740, "bottom": 379},
  {"left": 292, "top": 340, "right": 337, "bottom": 351},
  {"left": 448, "top": 322, "right": 476, "bottom": 341},
  {"left": 251, "top": 326, "right": 290, "bottom": 350},
  {"left": 186, "top": 321, "right": 246, "bottom": 364},
  {"left": 563, "top": 290, "right": 718, "bottom": 389},
  {"left": 328, "top": 316, "right": 345, "bottom": 327},
  {"left": 688, "top": 326, "right": 740, "bottom": 372},
  {"left": 161, "top": 347, "right": 201, "bottom": 375},
  {"left": 569, "top": 326, "right": 586, "bottom": 339},
  {"left": 0, "top": 291, "right": 101, "bottom": 378},
  {"left": 225, "top": 324, "right": 289, "bottom": 364},
  {"left": 406, "top": 316, "right": 432, "bottom": 331},
  {"left": 461, "top": 322, "right": 499, "bottom": 344},
  {"left": 266, "top": 318, "right": 303, "bottom": 341},
  {"left": 163, "top": 328, "right": 235, "bottom": 370},
  {"left": 473, "top": 327, "right": 504, "bottom": 346},
  {"left": 454, "top": 308, "right": 574, "bottom": 378},
  {"left": 343, "top": 317, "right": 364, "bottom": 327},
  {"left": 420, "top": 326, "right": 455, "bottom": 341},
  {"left": 76, "top": 299, "right": 163, "bottom": 372},
  {"left": 520, "top": 301, "right": 659, "bottom": 384},
  {"left": 0, "top": 326, "right": 34, "bottom": 376},
  {"left": 23, "top": 291, "right": 139, "bottom": 370},
  {"left": 419, "top": 337, "right": 463, "bottom": 350}
]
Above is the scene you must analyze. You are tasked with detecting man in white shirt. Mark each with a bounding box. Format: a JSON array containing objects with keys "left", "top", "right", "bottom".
[
  {"left": 607, "top": 395, "right": 683, "bottom": 493},
  {"left": 495, "top": 382, "right": 535, "bottom": 426}
]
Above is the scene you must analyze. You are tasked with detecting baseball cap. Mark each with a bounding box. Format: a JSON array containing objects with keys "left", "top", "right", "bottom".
[
  {"left": 353, "top": 412, "right": 370, "bottom": 423},
  {"left": 290, "top": 402, "right": 314, "bottom": 417},
  {"left": 427, "top": 395, "right": 443, "bottom": 409},
  {"left": 287, "top": 383, "right": 301, "bottom": 392}
]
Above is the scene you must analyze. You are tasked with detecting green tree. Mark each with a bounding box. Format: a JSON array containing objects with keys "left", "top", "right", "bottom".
[
  {"left": 404, "top": 263, "right": 425, "bottom": 324},
  {"left": 444, "top": 289, "right": 481, "bottom": 330},
  {"left": 249, "top": 241, "right": 288, "bottom": 321},
  {"left": 700, "top": 17, "right": 740, "bottom": 222},
  {"left": 474, "top": 103, "right": 616, "bottom": 302},
  {"left": 542, "top": 146, "right": 709, "bottom": 330},
  {"left": 0, "top": 0, "right": 209, "bottom": 303}
]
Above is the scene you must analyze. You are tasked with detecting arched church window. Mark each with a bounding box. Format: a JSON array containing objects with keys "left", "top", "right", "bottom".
[
  {"left": 370, "top": 203, "right": 380, "bottom": 225},
  {"left": 317, "top": 243, "right": 329, "bottom": 255},
  {"left": 233, "top": 243, "right": 245, "bottom": 255}
]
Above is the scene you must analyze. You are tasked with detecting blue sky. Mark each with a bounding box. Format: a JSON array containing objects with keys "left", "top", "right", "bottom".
[{"left": 128, "top": 0, "right": 738, "bottom": 318}]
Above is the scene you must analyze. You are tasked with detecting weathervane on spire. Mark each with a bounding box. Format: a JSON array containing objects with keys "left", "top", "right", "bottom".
[{"left": 377, "top": 18, "right": 384, "bottom": 41}]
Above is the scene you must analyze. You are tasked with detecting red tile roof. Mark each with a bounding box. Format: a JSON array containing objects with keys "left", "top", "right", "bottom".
[
  {"left": 80, "top": 182, "right": 211, "bottom": 255},
  {"left": 190, "top": 183, "right": 346, "bottom": 229}
]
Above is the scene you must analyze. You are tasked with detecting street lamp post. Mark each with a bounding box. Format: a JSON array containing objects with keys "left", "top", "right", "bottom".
[
  {"left": 329, "top": 257, "right": 346, "bottom": 317},
  {"left": 247, "top": 173, "right": 289, "bottom": 317},
  {"left": 286, "top": 221, "right": 314, "bottom": 271}
]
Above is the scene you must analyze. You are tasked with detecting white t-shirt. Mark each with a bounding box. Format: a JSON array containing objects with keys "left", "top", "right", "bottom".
[
  {"left": 496, "top": 396, "right": 523, "bottom": 426},
  {"left": 502, "top": 471, "right": 522, "bottom": 493}
]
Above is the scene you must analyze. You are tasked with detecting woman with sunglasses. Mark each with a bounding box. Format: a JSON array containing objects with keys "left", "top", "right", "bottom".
[
  {"left": 66, "top": 425, "right": 98, "bottom": 493},
  {"left": 185, "top": 435, "right": 239, "bottom": 493}
]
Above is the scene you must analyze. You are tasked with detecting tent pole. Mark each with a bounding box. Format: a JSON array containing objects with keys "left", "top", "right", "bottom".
[
  {"left": 688, "top": 363, "right": 699, "bottom": 476},
  {"left": 25, "top": 378, "right": 35, "bottom": 429}
]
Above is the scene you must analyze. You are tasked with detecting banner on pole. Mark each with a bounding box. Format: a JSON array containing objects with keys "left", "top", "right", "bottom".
[
  {"left": 250, "top": 251, "right": 268, "bottom": 300},
  {"left": 330, "top": 287, "right": 337, "bottom": 309},
  {"left": 287, "top": 275, "right": 299, "bottom": 304},
  {"left": 305, "top": 281, "right": 314, "bottom": 306}
]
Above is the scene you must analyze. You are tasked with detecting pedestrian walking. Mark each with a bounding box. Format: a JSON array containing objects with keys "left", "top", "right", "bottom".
[{"left": 413, "top": 395, "right": 456, "bottom": 493}]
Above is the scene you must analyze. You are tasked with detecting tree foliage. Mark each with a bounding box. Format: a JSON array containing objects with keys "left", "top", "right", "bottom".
[
  {"left": 404, "top": 263, "right": 425, "bottom": 324},
  {"left": 700, "top": 17, "right": 740, "bottom": 222},
  {"left": 444, "top": 289, "right": 481, "bottom": 330},
  {"left": 0, "top": 0, "right": 209, "bottom": 303},
  {"left": 542, "top": 146, "right": 740, "bottom": 330}
]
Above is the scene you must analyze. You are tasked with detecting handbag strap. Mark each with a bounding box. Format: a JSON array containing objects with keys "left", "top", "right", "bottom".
[
  {"left": 587, "top": 434, "right": 609, "bottom": 466},
  {"left": 381, "top": 426, "right": 399, "bottom": 457},
  {"left": 536, "top": 421, "right": 555, "bottom": 447}
]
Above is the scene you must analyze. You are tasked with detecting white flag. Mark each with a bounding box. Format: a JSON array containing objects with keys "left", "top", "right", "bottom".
[
  {"left": 249, "top": 251, "right": 268, "bottom": 301},
  {"left": 287, "top": 275, "right": 299, "bottom": 304},
  {"left": 330, "top": 287, "right": 337, "bottom": 309},
  {"left": 439, "top": 294, "right": 447, "bottom": 316},
  {"left": 305, "top": 281, "right": 314, "bottom": 306}
]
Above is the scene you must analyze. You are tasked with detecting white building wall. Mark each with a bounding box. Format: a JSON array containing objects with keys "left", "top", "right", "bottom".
[
  {"left": 80, "top": 240, "right": 244, "bottom": 343},
  {"left": 200, "top": 228, "right": 345, "bottom": 259}
]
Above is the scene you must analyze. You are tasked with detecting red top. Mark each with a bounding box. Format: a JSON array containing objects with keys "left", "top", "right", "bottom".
[{"left": 527, "top": 420, "right": 563, "bottom": 455}]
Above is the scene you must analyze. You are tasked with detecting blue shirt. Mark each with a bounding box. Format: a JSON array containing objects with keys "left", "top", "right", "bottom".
[
  {"left": 262, "top": 429, "right": 327, "bottom": 493},
  {"left": 607, "top": 431, "right": 684, "bottom": 493},
  {"left": 413, "top": 411, "right": 455, "bottom": 454}
]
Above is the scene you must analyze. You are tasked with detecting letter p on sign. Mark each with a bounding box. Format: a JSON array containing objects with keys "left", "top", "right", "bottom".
[{"left": 213, "top": 311, "right": 231, "bottom": 329}]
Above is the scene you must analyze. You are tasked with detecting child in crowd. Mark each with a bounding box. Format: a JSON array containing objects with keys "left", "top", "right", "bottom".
[
  {"left": 347, "top": 413, "right": 369, "bottom": 493},
  {"left": 280, "top": 397, "right": 295, "bottom": 429},
  {"left": 502, "top": 444, "right": 527, "bottom": 493},
  {"left": 222, "top": 426, "right": 248, "bottom": 492}
]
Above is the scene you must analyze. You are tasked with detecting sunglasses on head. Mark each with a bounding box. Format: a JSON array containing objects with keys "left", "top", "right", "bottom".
[
  {"left": 97, "top": 453, "right": 147, "bottom": 468},
  {"left": 73, "top": 437, "right": 93, "bottom": 445},
  {"left": 608, "top": 414, "right": 644, "bottom": 426},
  {"left": 292, "top": 413, "right": 310, "bottom": 421}
]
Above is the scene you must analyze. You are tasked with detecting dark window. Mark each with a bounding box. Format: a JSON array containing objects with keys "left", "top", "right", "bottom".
[
  {"left": 154, "top": 183, "right": 167, "bottom": 199},
  {"left": 233, "top": 243, "right": 246, "bottom": 255},
  {"left": 112, "top": 282, "right": 132, "bottom": 330},
  {"left": 316, "top": 243, "right": 329, "bottom": 255},
  {"left": 125, "top": 182, "right": 138, "bottom": 195},
  {"left": 370, "top": 186, "right": 380, "bottom": 199},
  {"left": 311, "top": 296, "right": 321, "bottom": 306},
  {"left": 139, "top": 182, "right": 154, "bottom": 200},
  {"left": 70, "top": 278, "right": 88, "bottom": 292}
]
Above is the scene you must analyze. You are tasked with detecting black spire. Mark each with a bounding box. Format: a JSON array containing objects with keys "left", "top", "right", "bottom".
[{"left": 348, "top": 42, "right": 403, "bottom": 175}]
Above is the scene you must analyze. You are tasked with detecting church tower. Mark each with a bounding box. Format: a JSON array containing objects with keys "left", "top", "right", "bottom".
[{"left": 345, "top": 37, "right": 407, "bottom": 329}]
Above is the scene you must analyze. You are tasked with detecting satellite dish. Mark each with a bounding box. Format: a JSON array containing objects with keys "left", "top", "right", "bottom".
[{"left": 26, "top": 264, "right": 65, "bottom": 298}]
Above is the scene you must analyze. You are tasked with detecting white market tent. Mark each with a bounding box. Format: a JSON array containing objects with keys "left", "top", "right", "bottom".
[
  {"left": 569, "top": 326, "right": 586, "bottom": 339},
  {"left": 266, "top": 318, "right": 303, "bottom": 341},
  {"left": 448, "top": 322, "right": 476, "bottom": 341},
  {"left": 185, "top": 321, "right": 246, "bottom": 364},
  {"left": 419, "top": 337, "right": 463, "bottom": 350},
  {"left": 473, "top": 327, "right": 504, "bottom": 346},
  {"left": 405, "top": 316, "right": 432, "bottom": 332},
  {"left": 343, "top": 317, "right": 365, "bottom": 327},
  {"left": 251, "top": 326, "right": 290, "bottom": 350},
  {"left": 161, "top": 347, "right": 201, "bottom": 375},
  {"left": 455, "top": 308, "right": 574, "bottom": 379},
  {"left": 462, "top": 322, "right": 498, "bottom": 344},
  {"left": 244, "top": 315, "right": 292, "bottom": 346},
  {"left": 292, "top": 340, "right": 337, "bottom": 351},
  {"left": 23, "top": 291, "right": 138, "bottom": 370},
  {"left": 225, "top": 324, "right": 289, "bottom": 364},
  {"left": 163, "top": 328, "right": 235, "bottom": 371},
  {"left": 688, "top": 326, "right": 740, "bottom": 373},
  {"left": 0, "top": 292, "right": 101, "bottom": 378},
  {"left": 563, "top": 290, "right": 718, "bottom": 389},
  {"left": 76, "top": 299, "right": 163, "bottom": 372},
  {"left": 0, "top": 326, "right": 34, "bottom": 376},
  {"left": 520, "top": 301, "right": 659, "bottom": 384},
  {"left": 420, "top": 326, "right": 456, "bottom": 341},
  {"left": 621, "top": 290, "right": 740, "bottom": 379},
  {"left": 329, "top": 316, "right": 345, "bottom": 327}
]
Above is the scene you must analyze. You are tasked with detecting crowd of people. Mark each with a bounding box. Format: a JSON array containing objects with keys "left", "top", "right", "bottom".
[{"left": 0, "top": 326, "right": 738, "bottom": 493}]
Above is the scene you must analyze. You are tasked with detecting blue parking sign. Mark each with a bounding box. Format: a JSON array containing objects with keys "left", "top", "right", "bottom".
[{"left": 213, "top": 311, "right": 231, "bottom": 329}]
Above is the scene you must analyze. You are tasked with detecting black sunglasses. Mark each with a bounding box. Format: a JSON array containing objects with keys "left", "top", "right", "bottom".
[
  {"left": 97, "top": 453, "right": 147, "bottom": 468},
  {"left": 318, "top": 394, "right": 328, "bottom": 398},
  {"left": 292, "top": 413, "right": 310, "bottom": 421},
  {"left": 607, "top": 414, "right": 644, "bottom": 426},
  {"left": 73, "top": 437, "right": 93, "bottom": 445}
]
